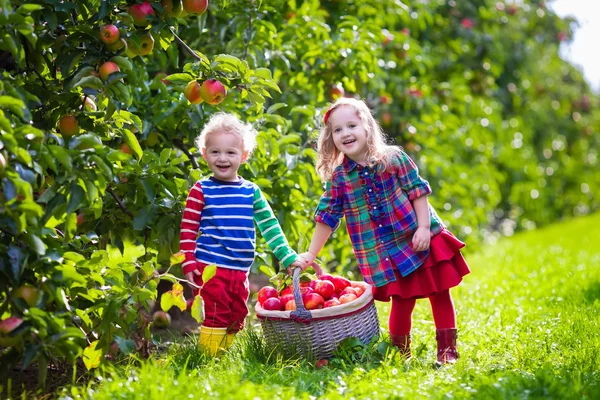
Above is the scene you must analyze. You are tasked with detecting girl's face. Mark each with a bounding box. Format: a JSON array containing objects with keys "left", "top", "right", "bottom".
[
  {"left": 202, "top": 130, "right": 248, "bottom": 181},
  {"left": 329, "top": 106, "right": 368, "bottom": 164}
]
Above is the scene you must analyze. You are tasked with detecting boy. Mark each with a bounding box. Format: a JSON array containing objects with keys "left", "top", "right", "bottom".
[{"left": 180, "top": 113, "right": 305, "bottom": 355}]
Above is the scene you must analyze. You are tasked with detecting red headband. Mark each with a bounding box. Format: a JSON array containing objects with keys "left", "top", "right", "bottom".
[{"left": 323, "top": 107, "right": 333, "bottom": 125}]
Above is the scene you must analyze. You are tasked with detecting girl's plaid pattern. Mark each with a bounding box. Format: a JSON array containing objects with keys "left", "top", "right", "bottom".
[{"left": 314, "top": 151, "right": 444, "bottom": 286}]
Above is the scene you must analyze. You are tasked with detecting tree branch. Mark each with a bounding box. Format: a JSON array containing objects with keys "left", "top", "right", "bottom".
[
  {"left": 107, "top": 187, "right": 133, "bottom": 217},
  {"left": 169, "top": 27, "right": 202, "bottom": 61},
  {"left": 173, "top": 137, "right": 199, "bottom": 169}
]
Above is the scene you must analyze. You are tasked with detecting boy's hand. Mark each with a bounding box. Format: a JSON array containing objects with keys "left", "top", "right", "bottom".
[
  {"left": 288, "top": 252, "right": 323, "bottom": 277},
  {"left": 184, "top": 269, "right": 201, "bottom": 290},
  {"left": 412, "top": 226, "right": 431, "bottom": 252}
]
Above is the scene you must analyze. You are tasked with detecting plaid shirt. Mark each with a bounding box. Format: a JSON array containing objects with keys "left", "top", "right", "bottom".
[{"left": 314, "top": 151, "right": 444, "bottom": 287}]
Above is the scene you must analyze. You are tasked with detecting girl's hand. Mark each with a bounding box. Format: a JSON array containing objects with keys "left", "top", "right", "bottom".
[{"left": 412, "top": 226, "right": 431, "bottom": 252}]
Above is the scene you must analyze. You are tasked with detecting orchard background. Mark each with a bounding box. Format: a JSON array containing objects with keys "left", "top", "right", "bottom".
[{"left": 0, "top": 0, "right": 599, "bottom": 395}]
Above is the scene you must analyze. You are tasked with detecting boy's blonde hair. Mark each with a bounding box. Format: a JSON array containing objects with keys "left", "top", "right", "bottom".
[
  {"left": 316, "top": 97, "right": 401, "bottom": 182},
  {"left": 195, "top": 113, "right": 258, "bottom": 155}
]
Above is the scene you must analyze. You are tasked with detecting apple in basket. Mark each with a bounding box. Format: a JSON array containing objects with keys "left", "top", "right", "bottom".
[
  {"left": 324, "top": 298, "right": 341, "bottom": 308},
  {"left": 314, "top": 280, "right": 335, "bottom": 300},
  {"left": 285, "top": 299, "right": 296, "bottom": 311},
  {"left": 279, "top": 286, "right": 293, "bottom": 297},
  {"left": 332, "top": 276, "right": 352, "bottom": 293},
  {"left": 262, "top": 297, "right": 283, "bottom": 311},
  {"left": 303, "top": 292, "right": 325, "bottom": 310},
  {"left": 339, "top": 293, "right": 358, "bottom": 304},
  {"left": 279, "top": 294, "right": 295, "bottom": 309},
  {"left": 257, "top": 286, "right": 278, "bottom": 305},
  {"left": 319, "top": 273, "right": 336, "bottom": 285},
  {"left": 351, "top": 282, "right": 370, "bottom": 297},
  {"left": 339, "top": 287, "right": 358, "bottom": 297}
]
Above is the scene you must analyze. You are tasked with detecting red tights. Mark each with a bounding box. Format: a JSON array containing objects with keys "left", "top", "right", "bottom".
[{"left": 388, "top": 289, "right": 456, "bottom": 336}]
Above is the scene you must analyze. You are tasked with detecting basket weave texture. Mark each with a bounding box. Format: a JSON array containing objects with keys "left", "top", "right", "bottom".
[{"left": 255, "top": 269, "right": 380, "bottom": 359}]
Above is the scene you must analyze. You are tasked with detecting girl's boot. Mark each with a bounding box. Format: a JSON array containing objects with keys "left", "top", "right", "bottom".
[
  {"left": 390, "top": 334, "right": 411, "bottom": 359},
  {"left": 199, "top": 326, "right": 228, "bottom": 356},
  {"left": 435, "top": 328, "right": 459, "bottom": 365}
]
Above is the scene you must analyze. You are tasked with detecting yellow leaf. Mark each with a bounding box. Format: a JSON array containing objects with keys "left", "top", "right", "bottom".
[
  {"left": 191, "top": 295, "right": 203, "bottom": 323},
  {"left": 202, "top": 264, "right": 217, "bottom": 283},
  {"left": 170, "top": 251, "right": 185, "bottom": 266},
  {"left": 82, "top": 341, "right": 102, "bottom": 370},
  {"left": 172, "top": 282, "right": 184, "bottom": 297}
]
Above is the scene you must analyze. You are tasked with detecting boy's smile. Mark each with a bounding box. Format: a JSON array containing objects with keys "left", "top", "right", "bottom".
[{"left": 202, "top": 130, "right": 248, "bottom": 182}]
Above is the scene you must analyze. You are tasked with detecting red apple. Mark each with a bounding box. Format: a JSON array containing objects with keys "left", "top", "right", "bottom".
[
  {"left": 199, "top": 79, "right": 227, "bottom": 105},
  {"left": 381, "top": 29, "right": 394, "bottom": 45},
  {"left": 262, "top": 297, "right": 282, "bottom": 311},
  {"left": 332, "top": 276, "right": 351, "bottom": 293},
  {"left": 279, "top": 286, "right": 293, "bottom": 297},
  {"left": 0, "top": 317, "right": 23, "bottom": 334},
  {"left": 285, "top": 299, "right": 296, "bottom": 311},
  {"left": 308, "top": 280, "right": 318, "bottom": 290},
  {"left": 315, "top": 359, "right": 329, "bottom": 369},
  {"left": 319, "top": 273, "right": 335, "bottom": 284},
  {"left": 184, "top": 80, "right": 204, "bottom": 104},
  {"left": 382, "top": 112, "right": 392, "bottom": 126},
  {"left": 330, "top": 83, "right": 344, "bottom": 100},
  {"left": 279, "top": 294, "right": 295, "bottom": 309},
  {"left": 58, "top": 114, "right": 79, "bottom": 137},
  {"left": 339, "top": 287, "right": 358, "bottom": 297},
  {"left": 82, "top": 96, "right": 97, "bottom": 112},
  {"left": 303, "top": 293, "right": 325, "bottom": 310},
  {"left": 460, "top": 18, "right": 473, "bottom": 29},
  {"left": 99, "top": 61, "right": 120, "bottom": 81},
  {"left": 152, "top": 311, "right": 171, "bottom": 328},
  {"left": 76, "top": 213, "right": 85, "bottom": 226},
  {"left": 13, "top": 285, "right": 39, "bottom": 307},
  {"left": 351, "top": 282, "right": 370, "bottom": 297},
  {"left": 183, "top": 0, "right": 208, "bottom": 15},
  {"left": 324, "top": 298, "right": 341, "bottom": 308},
  {"left": 120, "top": 143, "right": 132, "bottom": 154},
  {"left": 299, "top": 286, "right": 314, "bottom": 296},
  {"left": 314, "top": 280, "right": 335, "bottom": 300},
  {"left": 257, "top": 286, "right": 278, "bottom": 305},
  {"left": 99, "top": 24, "right": 120, "bottom": 45},
  {"left": 338, "top": 293, "right": 357, "bottom": 304},
  {"left": 129, "top": 1, "right": 155, "bottom": 26}
]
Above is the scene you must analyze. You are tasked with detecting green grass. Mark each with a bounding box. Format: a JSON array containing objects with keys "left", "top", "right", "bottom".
[{"left": 70, "top": 214, "right": 600, "bottom": 399}]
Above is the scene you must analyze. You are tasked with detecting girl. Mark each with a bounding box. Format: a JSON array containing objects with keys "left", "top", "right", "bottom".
[{"left": 298, "top": 98, "right": 470, "bottom": 364}]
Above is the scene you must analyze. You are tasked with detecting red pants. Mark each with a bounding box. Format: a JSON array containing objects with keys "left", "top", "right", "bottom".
[
  {"left": 191, "top": 264, "right": 250, "bottom": 332},
  {"left": 388, "top": 289, "right": 456, "bottom": 335}
]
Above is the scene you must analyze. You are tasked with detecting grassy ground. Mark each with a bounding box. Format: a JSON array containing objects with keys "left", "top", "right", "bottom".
[{"left": 67, "top": 213, "right": 600, "bottom": 399}]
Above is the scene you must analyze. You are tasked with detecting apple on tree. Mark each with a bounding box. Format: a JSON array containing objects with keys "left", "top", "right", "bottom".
[
  {"left": 58, "top": 114, "right": 79, "bottom": 137},
  {"left": 98, "top": 61, "right": 120, "bottom": 81},
  {"left": 12, "top": 285, "right": 39, "bottom": 307},
  {"left": 99, "top": 24, "right": 120, "bottom": 45},
  {"left": 183, "top": 0, "right": 208, "bottom": 15},
  {"left": 129, "top": 1, "right": 155, "bottom": 27},
  {"left": 184, "top": 80, "right": 204, "bottom": 104},
  {"left": 330, "top": 83, "right": 344, "bottom": 100},
  {"left": 199, "top": 79, "right": 227, "bottom": 105},
  {"left": 162, "top": 0, "right": 183, "bottom": 17},
  {"left": 128, "top": 32, "right": 155, "bottom": 56}
]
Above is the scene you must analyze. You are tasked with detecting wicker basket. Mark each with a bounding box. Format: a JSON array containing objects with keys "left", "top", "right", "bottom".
[{"left": 255, "top": 268, "right": 380, "bottom": 360}]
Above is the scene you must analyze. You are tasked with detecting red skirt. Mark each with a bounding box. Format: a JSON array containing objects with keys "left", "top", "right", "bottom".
[{"left": 373, "top": 229, "right": 470, "bottom": 301}]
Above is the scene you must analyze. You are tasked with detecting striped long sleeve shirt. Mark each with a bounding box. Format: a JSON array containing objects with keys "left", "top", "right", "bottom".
[{"left": 180, "top": 177, "right": 298, "bottom": 275}]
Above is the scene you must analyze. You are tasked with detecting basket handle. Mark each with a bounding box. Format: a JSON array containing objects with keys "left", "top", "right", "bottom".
[{"left": 289, "top": 267, "right": 312, "bottom": 323}]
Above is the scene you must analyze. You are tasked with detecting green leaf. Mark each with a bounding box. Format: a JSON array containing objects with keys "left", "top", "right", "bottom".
[
  {"left": 48, "top": 145, "right": 72, "bottom": 172},
  {"left": 122, "top": 129, "right": 143, "bottom": 161},
  {"left": 259, "top": 264, "right": 276, "bottom": 278},
  {"left": 267, "top": 103, "right": 287, "bottom": 114},
  {"left": 201, "top": 264, "right": 217, "bottom": 284},
  {"left": 82, "top": 341, "right": 102, "bottom": 370},
  {"left": 22, "top": 232, "right": 46, "bottom": 255},
  {"left": 253, "top": 68, "right": 272, "bottom": 80},
  {"left": 0, "top": 95, "right": 26, "bottom": 119},
  {"left": 191, "top": 295, "right": 203, "bottom": 323},
  {"left": 109, "top": 56, "right": 133, "bottom": 71},
  {"left": 66, "top": 182, "right": 85, "bottom": 214},
  {"left": 164, "top": 73, "right": 193, "bottom": 84},
  {"left": 73, "top": 76, "right": 103, "bottom": 90},
  {"left": 17, "top": 4, "right": 43, "bottom": 13}
]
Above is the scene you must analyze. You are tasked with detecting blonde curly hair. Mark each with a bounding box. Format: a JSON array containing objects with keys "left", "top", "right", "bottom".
[
  {"left": 195, "top": 113, "right": 257, "bottom": 155},
  {"left": 317, "top": 97, "right": 401, "bottom": 182}
]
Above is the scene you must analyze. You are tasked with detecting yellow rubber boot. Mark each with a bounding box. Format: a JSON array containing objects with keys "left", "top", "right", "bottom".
[
  {"left": 199, "top": 326, "right": 228, "bottom": 356},
  {"left": 224, "top": 333, "right": 235, "bottom": 349}
]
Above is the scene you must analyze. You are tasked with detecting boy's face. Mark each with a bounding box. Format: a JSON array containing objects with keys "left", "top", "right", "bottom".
[{"left": 202, "top": 130, "right": 249, "bottom": 182}]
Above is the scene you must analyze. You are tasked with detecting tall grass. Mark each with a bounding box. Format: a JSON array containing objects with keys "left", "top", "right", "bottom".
[{"left": 70, "top": 213, "right": 600, "bottom": 399}]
